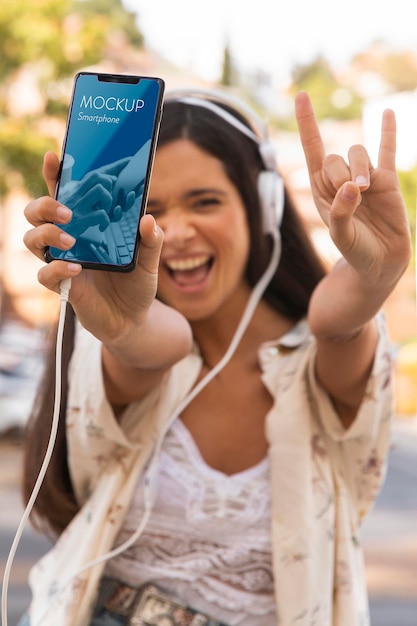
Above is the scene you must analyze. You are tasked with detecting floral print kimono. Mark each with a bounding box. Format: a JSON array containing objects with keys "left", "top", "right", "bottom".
[{"left": 25, "top": 314, "right": 393, "bottom": 626}]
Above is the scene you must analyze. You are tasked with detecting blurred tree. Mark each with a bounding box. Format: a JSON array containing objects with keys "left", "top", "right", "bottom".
[
  {"left": 398, "top": 167, "right": 417, "bottom": 266},
  {"left": 0, "top": 0, "right": 69, "bottom": 77},
  {"left": 0, "top": 0, "right": 144, "bottom": 198},
  {"left": 381, "top": 52, "right": 417, "bottom": 92},
  {"left": 353, "top": 46, "right": 417, "bottom": 93},
  {"left": 290, "top": 55, "right": 363, "bottom": 121},
  {"left": 220, "top": 43, "right": 239, "bottom": 87},
  {"left": 74, "top": 0, "right": 144, "bottom": 48}
]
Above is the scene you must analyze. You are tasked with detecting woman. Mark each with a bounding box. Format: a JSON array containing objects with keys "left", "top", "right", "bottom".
[{"left": 19, "top": 88, "right": 411, "bottom": 625}]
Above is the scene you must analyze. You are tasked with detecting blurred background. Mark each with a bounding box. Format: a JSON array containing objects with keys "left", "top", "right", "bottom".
[{"left": 0, "top": 0, "right": 416, "bottom": 624}]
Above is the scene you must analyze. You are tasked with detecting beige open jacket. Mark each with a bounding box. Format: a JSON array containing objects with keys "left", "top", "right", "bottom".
[{"left": 27, "top": 314, "right": 393, "bottom": 626}]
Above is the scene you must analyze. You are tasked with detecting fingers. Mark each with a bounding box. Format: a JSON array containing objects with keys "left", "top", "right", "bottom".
[
  {"left": 124, "top": 190, "right": 136, "bottom": 212},
  {"left": 76, "top": 170, "right": 114, "bottom": 197},
  {"left": 67, "top": 211, "right": 110, "bottom": 238},
  {"left": 320, "top": 149, "right": 370, "bottom": 195},
  {"left": 295, "top": 92, "right": 373, "bottom": 193},
  {"left": 24, "top": 222, "right": 75, "bottom": 262},
  {"left": 42, "top": 152, "right": 61, "bottom": 197},
  {"left": 378, "top": 109, "right": 397, "bottom": 171},
  {"left": 136, "top": 214, "right": 164, "bottom": 274},
  {"left": 295, "top": 91, "right": 325, "bottom": 175},
  {"left": 37, "top": 260, "right": 82, "bottom": 295},
  {"left": 100, "top": 156, "right": 130, "bottom": 177},
  {"left": 347, "top": 145, "right": 370, "bottom": 190},
  {"left": 328, "top": 181, "right": 361, "bottom": 254},
  {"left": 71, "top": 184, "right": 113, "bottom": 215},
  {"left": 331, "top": 181, "right": 362, "bottom": 223},
  {"left": 24, "top": 195, "right": 72, "bottom": 228},
  {"left": 23, "top": 196, "right": 74, "bottom": 260},
  {"left": 322, "top": 154, "right": 351, "bottom": 190}
]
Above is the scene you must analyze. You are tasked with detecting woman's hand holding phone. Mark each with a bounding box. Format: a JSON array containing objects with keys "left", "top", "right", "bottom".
[{"left": 23, "top": 152, "right": 193, "bottom": 376}]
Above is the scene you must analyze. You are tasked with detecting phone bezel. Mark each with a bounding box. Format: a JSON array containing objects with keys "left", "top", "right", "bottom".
[{"left": 44, "top": 71, "right": 165, "bottom": 272}]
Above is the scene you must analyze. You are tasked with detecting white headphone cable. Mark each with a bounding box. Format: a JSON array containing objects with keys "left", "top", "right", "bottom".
[{"left": 1, "top": 278, "right": 72, "bottom": 626}]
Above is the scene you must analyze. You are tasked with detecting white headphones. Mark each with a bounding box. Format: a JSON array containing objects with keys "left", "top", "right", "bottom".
[{"left": 164, "top": 88, "right": 284, "bottom": 235}]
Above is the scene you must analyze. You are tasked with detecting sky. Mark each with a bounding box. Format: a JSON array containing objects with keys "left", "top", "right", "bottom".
[{"left": 123, "top": 0, "right": 417, "bottom": 84}]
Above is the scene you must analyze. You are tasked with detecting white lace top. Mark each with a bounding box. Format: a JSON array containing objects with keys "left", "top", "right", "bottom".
[{"left": 106, "top": 418, "right": 276, "bottom": 624}]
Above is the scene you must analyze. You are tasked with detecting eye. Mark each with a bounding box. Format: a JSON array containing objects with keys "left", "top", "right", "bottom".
[{"left": 192, "top": 195, "right": 222, "bottom": 211}]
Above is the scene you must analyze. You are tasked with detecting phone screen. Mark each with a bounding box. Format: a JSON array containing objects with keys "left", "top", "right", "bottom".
[{"left": 46, "top": 72, "right": 165, "bottom": 271}]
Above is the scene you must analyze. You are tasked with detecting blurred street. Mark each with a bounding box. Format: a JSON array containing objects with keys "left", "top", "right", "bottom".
[
  {"left": 1, "top": 417, "right": 417, "bottom": 626},
  {"left": 362, "top": 418, "right": 417, "bottom": 624}
]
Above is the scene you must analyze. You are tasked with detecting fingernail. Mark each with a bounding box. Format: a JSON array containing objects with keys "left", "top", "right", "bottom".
[
  {"left": 342, "top": 183, "right": 358, "bottom": 201},
  {"left": 67, "top": 263, "right": 81, "bottom": 274},
  {"left": 355, "top": 175, "right": 368, "bottom": 187},
  {"left": 59, "top": 232, "right": 76, "bottom": 247},
  {"left": 56, "top": 205, "right": 72, "bottom": 221}
]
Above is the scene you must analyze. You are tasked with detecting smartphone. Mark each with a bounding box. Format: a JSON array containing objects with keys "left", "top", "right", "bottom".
[{"left": 45, "top": 71, "right": 165, "bottom": 271}]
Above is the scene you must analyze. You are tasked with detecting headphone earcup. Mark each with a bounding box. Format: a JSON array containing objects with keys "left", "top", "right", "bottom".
[{"left": 257, "top": 171, "right": 284, "bottom": 235}]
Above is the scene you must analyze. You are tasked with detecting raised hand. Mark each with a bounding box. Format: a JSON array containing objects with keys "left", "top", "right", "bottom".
[{"left": 295, "top": 91, "right": 411, "bottom": 292}]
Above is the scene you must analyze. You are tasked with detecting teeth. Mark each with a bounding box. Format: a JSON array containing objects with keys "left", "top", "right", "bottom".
[{"left": 167, "top": 255, "right": 210, "bottom": 271}]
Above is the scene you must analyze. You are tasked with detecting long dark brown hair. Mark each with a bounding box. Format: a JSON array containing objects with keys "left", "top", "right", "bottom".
[{"left": 23, "top": 95, "right": 327, "bottom": 536}]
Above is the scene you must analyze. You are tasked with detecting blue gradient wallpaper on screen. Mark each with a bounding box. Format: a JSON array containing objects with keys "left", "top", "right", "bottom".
[{"left": 48, "top": 73, "right": 164, "bottom": 269}]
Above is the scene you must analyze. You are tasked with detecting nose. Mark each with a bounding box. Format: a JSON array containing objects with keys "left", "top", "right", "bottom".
[{"left": 158, "top": 208, "right": 196, "bottom": 244}]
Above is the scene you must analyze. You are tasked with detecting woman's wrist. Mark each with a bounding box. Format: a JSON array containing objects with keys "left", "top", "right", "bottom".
[{"left": 102, "top": 300, "right": 193, "bottom": 371}]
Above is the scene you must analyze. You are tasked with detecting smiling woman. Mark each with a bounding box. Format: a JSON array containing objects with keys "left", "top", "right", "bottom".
[
  {"left": 147, "top": 140, "right": 251, "bottom": 317},
  {"left": 16, "top": 87, "right": 412, "bottom": 626}
]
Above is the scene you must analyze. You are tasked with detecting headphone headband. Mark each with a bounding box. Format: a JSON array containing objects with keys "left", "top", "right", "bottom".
[
  {"left": 164, "top": 87, "right": 284, "bottom": 233},
  {"left": 167, "top": 95, "right": 260, "bottom": 144},
  {"left": 165, "top": 87, "right": 278, "bottom": 172},
  {"left": 165, "top": 87, "right": 268, "bottom": 139}
]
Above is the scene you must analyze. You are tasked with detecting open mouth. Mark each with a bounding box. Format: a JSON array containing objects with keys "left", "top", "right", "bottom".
[{"left": 165, "top": 254, "right": 213, "bottom": 287}]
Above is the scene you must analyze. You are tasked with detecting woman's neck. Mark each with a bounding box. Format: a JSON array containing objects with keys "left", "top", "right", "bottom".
[{"left": 191, "top": 298, "right": 292, "bottom": 369}]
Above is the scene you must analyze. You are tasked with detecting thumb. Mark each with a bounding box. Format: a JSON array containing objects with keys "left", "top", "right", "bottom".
[
  {"left": 329, "top": 181, "right": 361, "bottom": 252},
  {"left": 42, "top": 151, "right": 61, "bottom": 198},
  {"left": 136, "top": 214, "right": 164, "bottom": 274}
]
